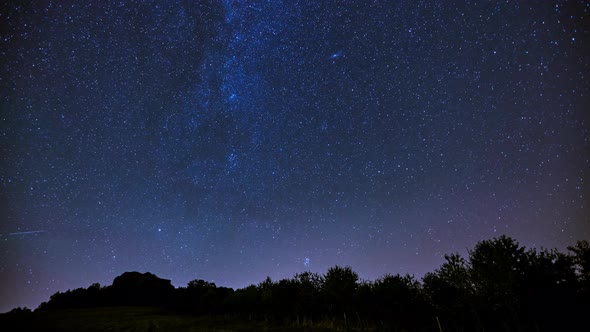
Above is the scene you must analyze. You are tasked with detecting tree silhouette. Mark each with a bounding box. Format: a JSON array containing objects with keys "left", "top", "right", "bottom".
[
  {"left": 468, "top": 235, "right": 527, "bottom": 328},
  {"left": 423, "top": 253, "right": 475, "bottom": 329},
  {"left": 568, "top": 240, "right": 590, "bottom": 290},
  {"left": 521, "top": 247, "right": 577, "bottom": 330},
  {"left": 372, "top": 274, "right": 426, "bottom": 330},
  {"left": 322, "top": 265, "right": 358, "bottom": 321},
  {"left": 179, "top": 279, "right": 218, "bottom": 314},
  {"left": 110, "top": 272, "right": 174, "bottom": 306},
  {"left": 13, "top": 235, "right": 588, "bottom": 331},
  {"left": 292, "top": 271, "right": 323, "bottom": 322},
  {"left": 568, "top": 240, "right": 590, "bottom": 326}
]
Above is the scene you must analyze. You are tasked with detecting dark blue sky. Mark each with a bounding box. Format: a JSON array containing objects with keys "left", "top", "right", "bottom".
[{"left": 1, "top": 0, "right": 588, "bottom": 312}]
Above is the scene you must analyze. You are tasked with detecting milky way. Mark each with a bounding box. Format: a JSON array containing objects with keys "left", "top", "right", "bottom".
[{"left": 1, "top": 1, "right": 588, "bottom": 312}]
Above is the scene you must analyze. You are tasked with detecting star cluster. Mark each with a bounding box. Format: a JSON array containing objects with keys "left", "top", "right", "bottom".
[{"left": 1, "top": 0, "right": 588, "bottom": 312}]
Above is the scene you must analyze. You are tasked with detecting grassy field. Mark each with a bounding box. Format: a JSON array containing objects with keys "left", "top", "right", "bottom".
[{"left": 0, "top": 307, "right": 361, "bottom": 332}]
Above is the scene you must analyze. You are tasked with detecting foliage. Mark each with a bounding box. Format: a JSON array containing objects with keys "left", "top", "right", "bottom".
[{"left": 24, "top": 235, "right": 590, "bottom": 331}]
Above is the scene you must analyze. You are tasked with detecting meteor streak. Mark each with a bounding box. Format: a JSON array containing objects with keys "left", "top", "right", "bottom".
[{"left": 8, "top": 230, "right": 46, "bottom": 236}]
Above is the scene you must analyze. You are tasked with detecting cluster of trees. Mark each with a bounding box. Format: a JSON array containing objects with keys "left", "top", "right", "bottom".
[
  {"left": 33, "top": 236, "right": 589, "bottom": 331},
  {"left": 37, "top": 272, "right": 177, "bottom": 309}
]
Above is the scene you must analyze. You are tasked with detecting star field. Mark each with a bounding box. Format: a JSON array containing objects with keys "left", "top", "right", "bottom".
[{"left": 1, "top": 0, "right": 589, "bottom": 312}]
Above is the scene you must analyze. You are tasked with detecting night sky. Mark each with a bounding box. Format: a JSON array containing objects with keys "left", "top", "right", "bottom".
[{"left": 1, "top": 0, "right": 589, "bottom": 312}]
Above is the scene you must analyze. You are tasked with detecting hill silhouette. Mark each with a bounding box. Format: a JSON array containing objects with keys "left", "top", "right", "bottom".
[{"left": 1, "top": 235, "right": 588, "bottom": 331}]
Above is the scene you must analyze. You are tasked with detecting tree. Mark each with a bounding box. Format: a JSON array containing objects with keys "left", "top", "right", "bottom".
[
  {"left": 373, "top": 274, "right": 425, "bottom": 329},
  {"left": 8, "top": 236, "right": 589, "bottom": 330},
  {"left": 423, "top": 253, "right": 475, "bottom": 329},
  {"left": 187, "top": 279, "right": 216, "bottom": 290},
  {"left": 468, "top": 235, "right": 531, "bottom": 329},
  {"left": 520, "top": 247, "right": 578, "bottom": 330},
  {"left": 182, "top": 279, "right": 218, "bottom": 313},
  {"left": 271, "top": 278, "right": 300, "bottom": 320},
  {"left": 568, "top": 240, "right": 590, "bottom": 289},
  {"left": 567, "top": 240, "right": 590, "bottom": 325},
  {"left": 322, "top": 266, "right": 358, "bottom": 318},
  {"left": 110, "top": 272, "right": 175, "bottom": 306},
  {"left": 292, "top": 271, "right": 324, "bottom": 321}
]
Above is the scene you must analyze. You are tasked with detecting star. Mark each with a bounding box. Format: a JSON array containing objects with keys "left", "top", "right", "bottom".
[{"left": 0, "top": 0, "right": 587, "bottom": 313}]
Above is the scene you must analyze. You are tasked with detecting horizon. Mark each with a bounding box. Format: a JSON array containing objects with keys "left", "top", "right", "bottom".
[
  {"left": 2, "top": 234, "right": 586, "bottom": 313},
  {"left": 2, "top": 1, "right": 588, "bottom": 315}
]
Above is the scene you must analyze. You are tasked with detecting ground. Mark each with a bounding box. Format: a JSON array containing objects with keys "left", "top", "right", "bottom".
[{"left": 0, "top": 307, "right": 369, "bottom": 332}]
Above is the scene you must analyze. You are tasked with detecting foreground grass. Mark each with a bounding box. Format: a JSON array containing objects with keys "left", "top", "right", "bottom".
[{"left": 0, "top": 307, "right": 368, "bottom": 332}]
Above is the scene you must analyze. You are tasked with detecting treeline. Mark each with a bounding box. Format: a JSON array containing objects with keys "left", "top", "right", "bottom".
[{"left": 30, "top": 236, "right": 590, "bottom": 331}]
